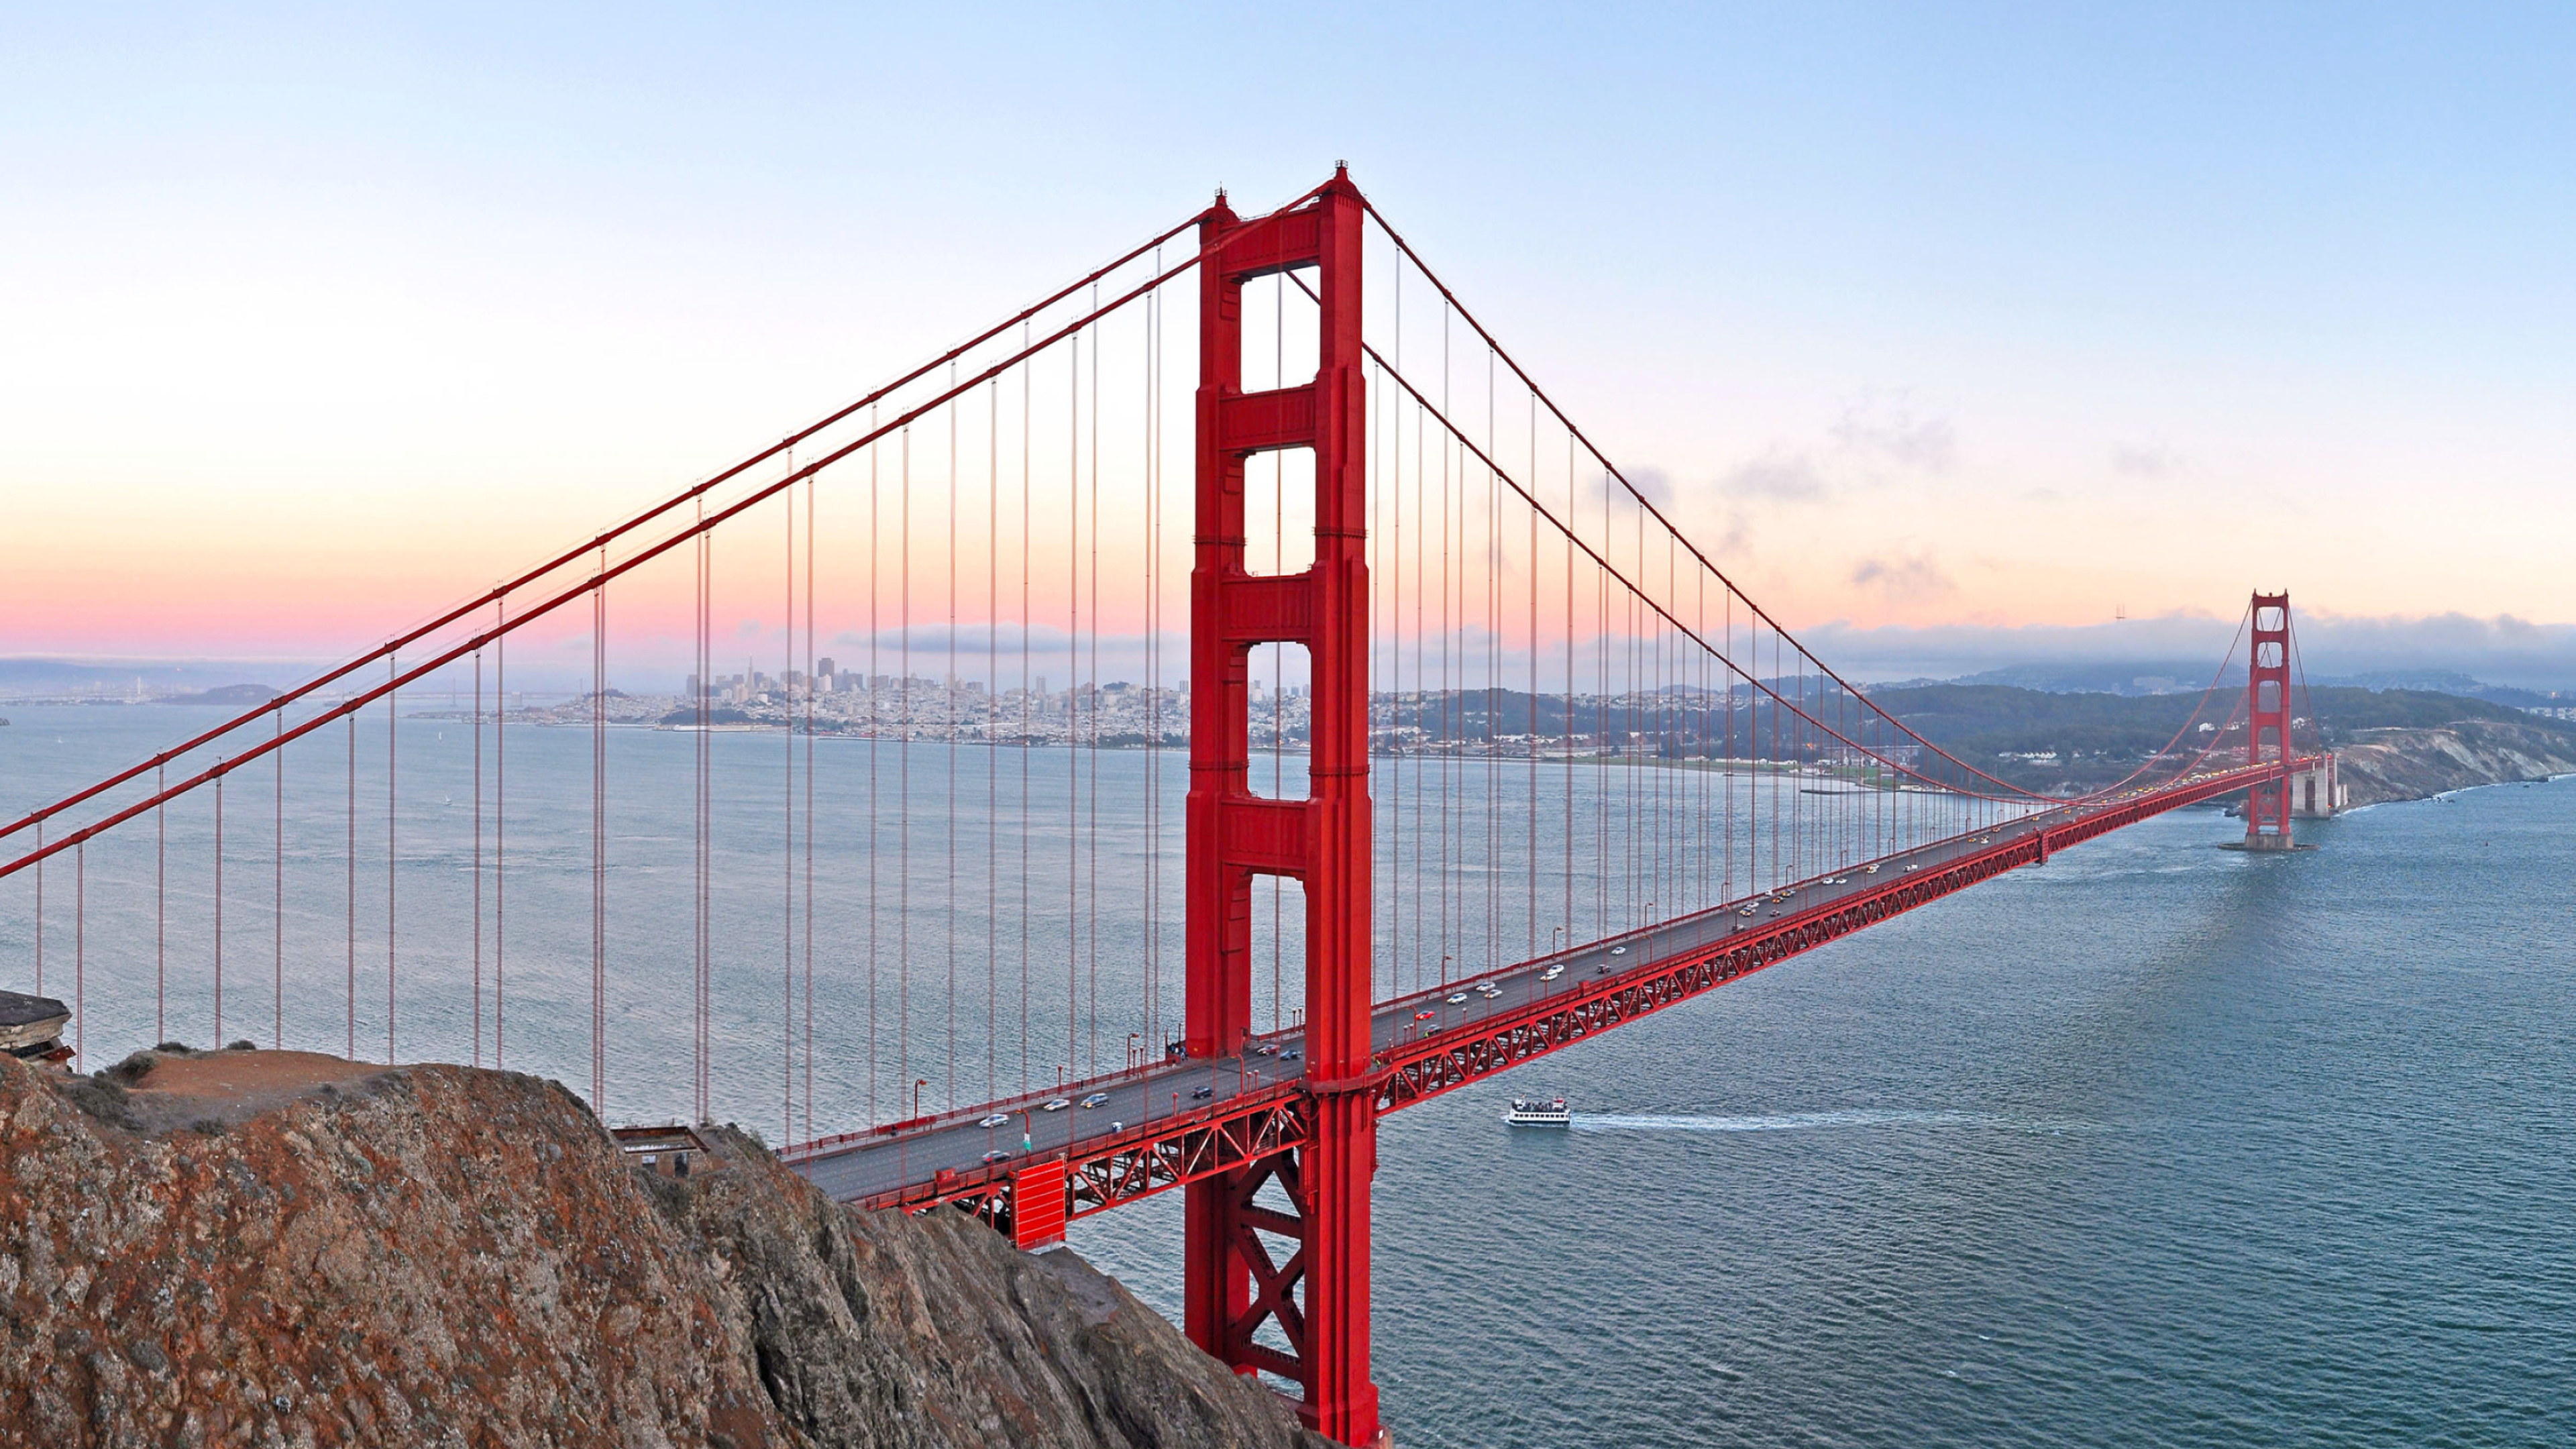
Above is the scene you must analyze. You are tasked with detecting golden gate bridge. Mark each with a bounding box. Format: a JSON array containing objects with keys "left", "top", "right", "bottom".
[{"left": 1, "top": 168, "right": 2319, "bottom": 1446}]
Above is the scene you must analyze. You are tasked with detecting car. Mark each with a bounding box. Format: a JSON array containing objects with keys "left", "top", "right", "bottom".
[
  {"left": 1864, "top": 863, "right": 1879, "bottom": 873},
  {"left": 978, "top": 1113, "right": 1011, "bottom": 1128},
  {"left": 1738, "top": 906, "right": 1756, "bottom": 917},
  {"left": 1079, "top": 1092, "right": 1111, "bottom": 1109},
  {"left": 1281, "top": 1049, "right": 1301, "bottom": 1061},
  {"left": 1413, "top": 1010, "right": 1437, "bottom": 1021},
  {"left": 1609, "top": 945, "right": 1627, "bottom": 955},
  {"left": 1040, "top": 1097, "right": 1071, "bottom": 1112},
  {"left": 1191, "top": 1085, "right": 1215, "bottom": 1099},
  {"left": 1903, "top": 863, "right": 1919, "bottom": 871},
  {"left": 1596, "top": 963, "right": 1613, "bottom": 975},
  {"left": 1541, "top": 965, "right": 1564, "bottom": 979},
  {"left": 1254, "top": 1043, "right": 1278, "bottom": 1057},
  {"left": 1446, "top": 992, "right": 1468, "bottom": 1004},
  {"left": 982, "top": 1149, "right": 1013, "bottom": 1165}
]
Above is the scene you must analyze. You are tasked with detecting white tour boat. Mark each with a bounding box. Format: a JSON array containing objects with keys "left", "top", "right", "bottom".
[{"left": 1503, "top": 1097, "right": 1571, "bottom": 1128}]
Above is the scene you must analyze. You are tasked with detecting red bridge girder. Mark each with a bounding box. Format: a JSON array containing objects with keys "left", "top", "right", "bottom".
[
  {"left": 1371, "top": 763, "right": 2298, "bottom": 1113},
  {"left": 843, "top": 759, "right": 2308, "bottom": 1232}
]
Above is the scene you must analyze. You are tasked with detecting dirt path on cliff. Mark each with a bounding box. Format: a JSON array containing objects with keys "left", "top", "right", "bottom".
[{"left": 115, "top": 1048, "right": 392, "bottom": 1133}]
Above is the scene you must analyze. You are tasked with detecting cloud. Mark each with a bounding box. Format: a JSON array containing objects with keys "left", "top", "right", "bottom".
[
  {"left": 1849, "top": 550, "right": 1955, "bottom": 602},
  {"left": 1831, "top": 395, "right": 1955, "bottom": 473},
  {"left": 1620, "top": 466, "right": 1676, "bottom": 507},
  {"left": 1715, "top": 451, "right": 1829, "bottom": 503},
  {"left": 1799, "top": 608, "right": 2576, "bottom": 690},
  {"left": 2111, "top": 443, "right": 2180, "bottom": 478}
]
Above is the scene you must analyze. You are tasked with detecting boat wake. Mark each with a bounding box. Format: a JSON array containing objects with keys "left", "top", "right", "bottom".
[{"left": 1570, "top": 1109, "right": 2073, "bottom": 1134}]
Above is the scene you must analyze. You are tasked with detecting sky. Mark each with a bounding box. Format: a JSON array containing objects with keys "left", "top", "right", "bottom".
[{"left": 5, "top": 3, "right": 2574, "bottom": 686}]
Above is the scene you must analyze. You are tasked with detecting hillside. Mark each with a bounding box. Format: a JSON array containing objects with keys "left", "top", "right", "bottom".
[
  {"left": 2331, "top": 719, "right": 2576, "bottom": 807},
  {"left": 0, "top": 1044, "right": 1326, "bottom": 1449},
  {"left": 1866, "top": 682, "right": 2576, "bottom": 794}
]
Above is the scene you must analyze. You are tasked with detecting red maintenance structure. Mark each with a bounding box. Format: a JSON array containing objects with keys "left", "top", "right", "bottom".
[{"left": 1, "top": 166, "right": 2332, "bottom": 1449}]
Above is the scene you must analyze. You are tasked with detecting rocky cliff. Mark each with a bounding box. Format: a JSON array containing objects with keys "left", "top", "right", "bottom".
[
  {"left": 0, "top": 1045, "right": 1329, "bottom": 1449},
  {"left": 2334, "top": 718, "right": 2576, "bottom": 808}
]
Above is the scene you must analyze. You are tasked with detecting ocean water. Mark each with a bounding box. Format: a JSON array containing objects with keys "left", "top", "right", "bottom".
[
  {"left": 1069, "top": 779, "right": 2576, "bottom": 1448},
  {"left": 7, "top": 706, "right": 2571, "bottom": 1444}
]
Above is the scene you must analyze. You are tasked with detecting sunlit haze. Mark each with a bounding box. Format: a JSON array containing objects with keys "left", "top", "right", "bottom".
[{"left": 7, "top": 4, "right": 2573, "bottom": 686}]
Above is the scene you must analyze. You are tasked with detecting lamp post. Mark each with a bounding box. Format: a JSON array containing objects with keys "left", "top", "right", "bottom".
[{"left": 913, "top": 1078, "right": 928, "bottom": 1122}]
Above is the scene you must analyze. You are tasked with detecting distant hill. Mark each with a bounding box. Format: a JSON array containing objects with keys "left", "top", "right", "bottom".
[
  {"left": 1871, "top": 681, "right": 2576, "bottom": 793},
  {"left": 1945, "top": 661, "right": 2224, "bottom": 696},
  {"left": 153, "top": 683, "right": 282, "bottom": 707}
]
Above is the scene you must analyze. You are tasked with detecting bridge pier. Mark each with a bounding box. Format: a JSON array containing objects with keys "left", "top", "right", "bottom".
[{"left": 1183, "top": 169, "right": 1385, "bottom": 1446}]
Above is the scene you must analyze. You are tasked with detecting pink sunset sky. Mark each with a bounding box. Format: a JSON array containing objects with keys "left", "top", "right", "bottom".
[{"left": 6, "top": 7, "right": 2573, "bottom": 687}]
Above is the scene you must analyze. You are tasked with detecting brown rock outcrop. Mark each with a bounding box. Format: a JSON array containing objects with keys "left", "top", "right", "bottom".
[
  {"left": 2334, "top": 718, "right": 2576, "bottom": 807},
  {"left": 0, "top": 1046, "right": 1329, "bottom": 1449}
]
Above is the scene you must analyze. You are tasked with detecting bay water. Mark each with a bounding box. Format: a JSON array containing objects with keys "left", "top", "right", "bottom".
[{"left": 5, "top": 704, "right": 2569, "bottom": 1444}]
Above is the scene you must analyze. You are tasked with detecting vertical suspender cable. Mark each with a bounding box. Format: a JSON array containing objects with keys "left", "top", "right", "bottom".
[
  {"left": 388, "top": 655, "right": 397, "bottom": 1064},
  {"left": 900, "top": 426, "right": 913, "bottom": 1111},
  {"left": 1144, "top": 276, "right": 1162, "bottom": 1038},
  {"left": 1491, "top": 361, "right": 1504, "bottom": 967},
  {"left": 1389, "top": 273, "right": 1405, "bottom": 992},
  {"left": 71, "top": 840, "right": 82, "bottom": 1067},
  {"left": 1562, "top": 431, "right": 1574, "bottom": 949},
  {"left": 1067, "top": 332, "right": 1079, "bottom": 1076},
  {"left": 74, "top": 845, "right": 83, "bottom": 1066},
  {"left": 695, "top": 504, "right": 710, "bottom": 1121},
  {"left": 867, "top": 412, "right": 881, "bottom": 1124},
  {"left": 495, "top": 604, "right": 506, "bottom": 1070},
  {"left": 1438, "top": 303, "right": 1450, "bottom": 985},
  {"left": 157, "top": 768, "right": 166, "bottom": 1042},
  {"left": 786, "top": 463, "right": 799, "bottom": 1144},
  {"left": 805, "top": 468, "right": 816, "bottom": 1141},
  {"left": 274, "top": 712, "right": 284, "bottom": 1049},
  {"left": 1019, "top": 341, "right": 1032, "bottom": 1095},
  {"left": 947, "top": 390, "right": 961, "bottom": 1114},
  {"left": 474, "top": 651, "right": 483, "bottom": 1066},
  {"left": 1413, "top": 364, "right": 1426, "bottom": 990},
  {"left": 215, "top": 773, "right": 225, "bottom": 1044},
  {"left": 1273, "top": 272, "right": 1285, "bottom": 1030},
  {"left": 988, "top": 376, "right": 1000, "bottom": 1099},
  {"left": 1087, "top": 298, "right": 1101, "bottom": 1071},
  {"left": 591, "top": 564, "right": 605, "bottom": 1107},
  {"left": 346, "top": 712, "right": 355, "bottom": 1058}
]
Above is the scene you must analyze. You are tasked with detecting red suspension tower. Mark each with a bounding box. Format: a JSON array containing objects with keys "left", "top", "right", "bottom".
[
  {"left": 2243, "top": 592, "right": 2296, "bottom": 849},
  {"left": 1183, "top": 168, "right": 1384, "bottom": 1445}
]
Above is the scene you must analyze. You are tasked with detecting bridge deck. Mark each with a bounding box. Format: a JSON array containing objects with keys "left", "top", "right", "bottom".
[{"left": 788, "top": 763, "right": 2290, "bottom": 1227}]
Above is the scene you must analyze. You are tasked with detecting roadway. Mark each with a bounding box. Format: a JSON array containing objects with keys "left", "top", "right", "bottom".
[{"left": 789, "top": 771, "right": 2247, "bottom": 1207}]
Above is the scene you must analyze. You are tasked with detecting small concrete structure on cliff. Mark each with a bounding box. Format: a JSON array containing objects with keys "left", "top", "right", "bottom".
[{"left": 0, "top": 990, "right": 69, "bottom": 1065}]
